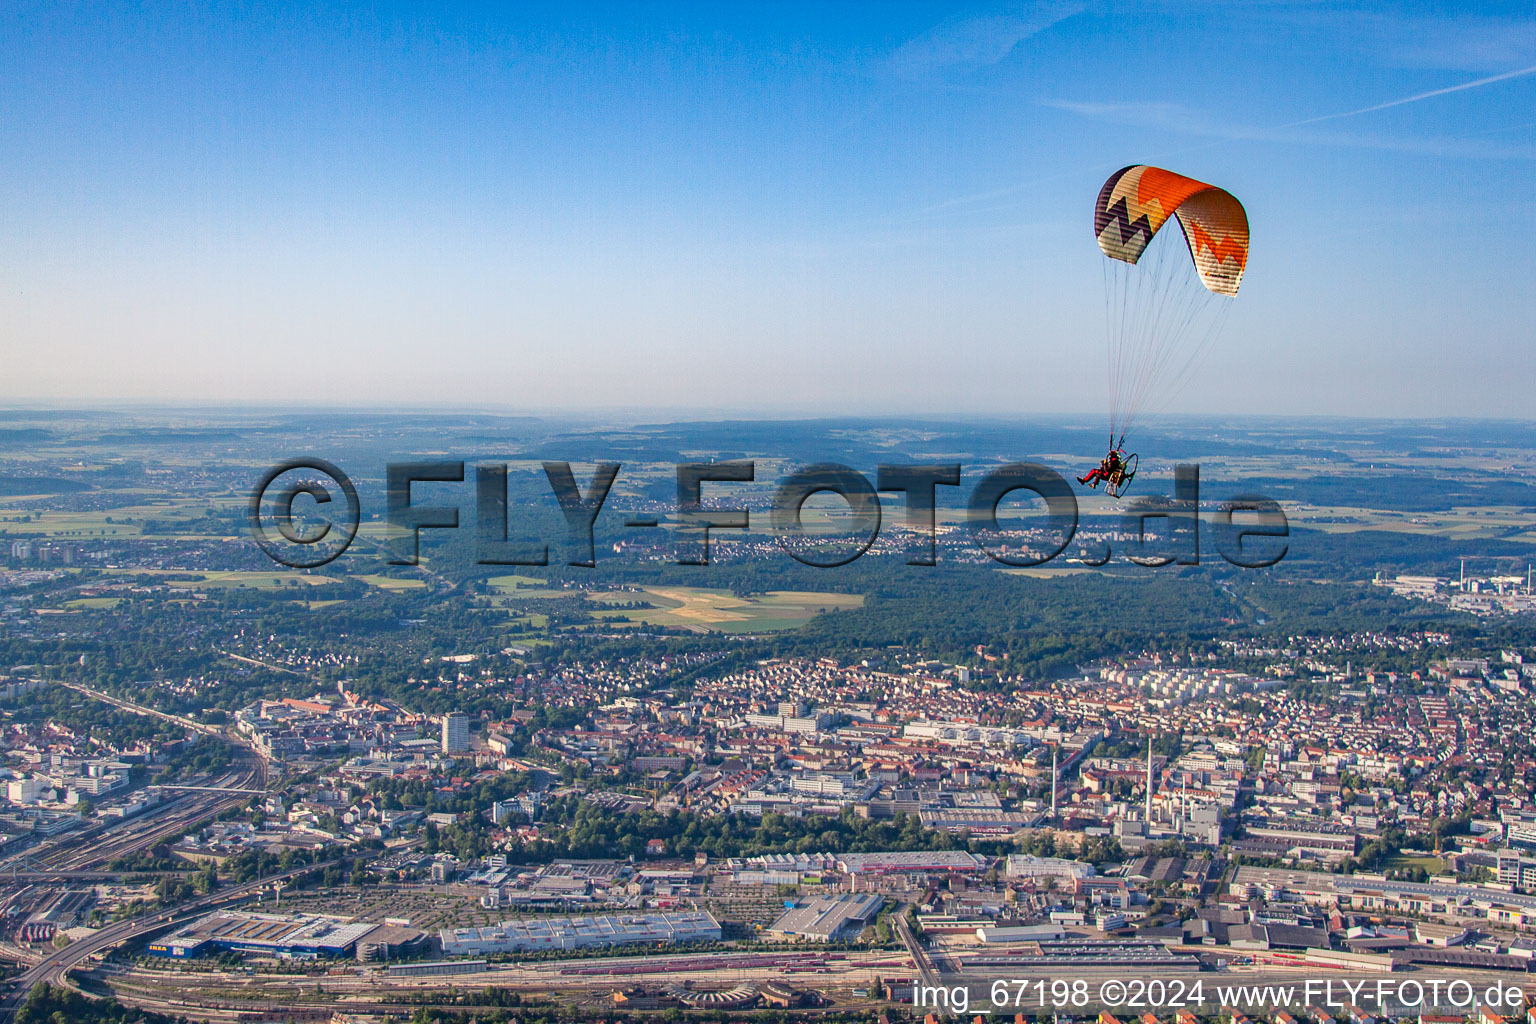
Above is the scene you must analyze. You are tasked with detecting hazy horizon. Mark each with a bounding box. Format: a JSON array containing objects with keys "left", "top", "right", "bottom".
[{"left": 0, "top": 401, "right": 1533, "bottom": 428}]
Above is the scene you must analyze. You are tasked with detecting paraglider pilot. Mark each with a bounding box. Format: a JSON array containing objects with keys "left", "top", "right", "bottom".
[{"left": 1078, "top": 449, "right": 1124, "bottom": 489}]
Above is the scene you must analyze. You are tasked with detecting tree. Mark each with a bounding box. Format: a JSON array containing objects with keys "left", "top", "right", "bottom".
[
  {"left": 192, "top": 859, "right": 219, "bottom": 895},
  {"left": 424, "top": 820, "right": 440, "bottom": 854}
]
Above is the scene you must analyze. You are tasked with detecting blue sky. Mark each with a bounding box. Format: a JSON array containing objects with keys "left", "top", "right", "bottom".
[{"left": 3, "top": 2, "right": 1533, "bottom": 418}]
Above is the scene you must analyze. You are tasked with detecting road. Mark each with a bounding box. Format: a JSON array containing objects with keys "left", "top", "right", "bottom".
[
  {"left": 213, "top": 649, "right": 311, "bottom": 679},
  {"left": 895, "top": 908, "right": 942, "bottom": 992},
  {"left": 0, "top": 861, "right": 337, "bottom": 1021}
]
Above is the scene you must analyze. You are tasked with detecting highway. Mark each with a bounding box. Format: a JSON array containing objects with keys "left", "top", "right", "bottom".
[{"left": 0, "top": 860, "right": 337, "bottom": 1021}]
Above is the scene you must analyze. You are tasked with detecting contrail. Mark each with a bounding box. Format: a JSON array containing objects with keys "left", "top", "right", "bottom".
[
  {"left": 1278, "top": 63, "right": 1536, "bottom": 128},
  {"left": 920, "top": 62, "right": 1536, "bottom": 219}
]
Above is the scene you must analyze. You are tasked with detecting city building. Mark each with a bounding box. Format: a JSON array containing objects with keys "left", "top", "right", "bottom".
[{"left": 442, "top": 711, "right": 470, "bottom": 754}]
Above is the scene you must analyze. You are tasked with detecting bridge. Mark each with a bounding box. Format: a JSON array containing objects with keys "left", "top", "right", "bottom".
[{"left": 895, "top": 907, "right": 943, "bottom": 992}]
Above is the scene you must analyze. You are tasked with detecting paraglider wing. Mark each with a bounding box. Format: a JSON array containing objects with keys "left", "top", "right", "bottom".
[{"left": 1094, "top": 164, "right": 1248, "bottom": 296}]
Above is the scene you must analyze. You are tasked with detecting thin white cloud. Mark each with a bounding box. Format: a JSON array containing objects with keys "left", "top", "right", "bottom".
[
  {"left": 897, "top": 99, "right": 1531, "bottom": 224},
  {"left": 1388, "top": 18, "right": 1536, "bottom": 72},
  {"left": 1246, "top": 8, "right": 1534, "bottom": 73},
  {"left": 1040, "top": 99, "right": 1216, "bottom": 134},
  {"left": 1337, "top": 11, "right": 1534, "bottom": 73},
  {"left": 885, "top": 3, "right": 1083, "bottom": 76},
  {"left": 1034, "top": 65, "right": 1536, "bottom": 161}
]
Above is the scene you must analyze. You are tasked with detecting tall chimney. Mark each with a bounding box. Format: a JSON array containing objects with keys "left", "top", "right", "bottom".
[
  {"left": 1145, "top": 737, "right": 1154, "bottom": 822},
  {"left": 1051, "top": 746, "right": 1058, "bottom": 820}
]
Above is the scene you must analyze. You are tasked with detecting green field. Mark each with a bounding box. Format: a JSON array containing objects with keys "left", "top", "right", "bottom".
[
  {"left": 97, "top": 569, "right": 339, "bottom": 589},
  {"left": 0, "top": 510, "right": 144, "bottom": 537},
  {"left": 1002, "top": 567, "right": 1102, "bottom": 578},
  {"left": 170, "top": 571, "right": 338, "bottom": 589},
  {"left": 352, "top": 574, "right": 429, "bottom": 591},
  {"left": 91, "top": 568, "right": 442, "bottom": 593},
  {"left": 0, "top": 495, "right": 243, "bottom": 538},
  {"left": 487, "top": 574, "right": 586, "bottom": 601},
  {"left": 62, "top": 597, "right": 124, "bottom": 609},
  {"left": 1383, "top": 853, "right": 1446, "bottom": 875},
  {"left": 1285, "top": 504, "right": 1536, "bottom": 540},
  {"left": 487, "top": 574, "right": 548, "bottom": 589},
  {"left": 588, "top": 586, "right": 863, "bottom": 633}
]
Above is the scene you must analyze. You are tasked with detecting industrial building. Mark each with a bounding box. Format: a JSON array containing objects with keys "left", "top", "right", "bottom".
[
  {"left": 975, "top": 923, "right": 1068, "bottom": 943},
  {"left": 439, "top": 910, "right": 720, "bottom": 956},
  {"left": 834, "top": 850, "right": 990, "bottom": 875},
  {"left": 1231, "top": 865, "right": 1536, "bottom": 923},
  {"left": 1004, "top": 854, "right": 1095, "bottom": 881},
  {"left": 919, "top": 807, "right": 1039, "bottom": 835},
  {"left": 765, "top": 893, "right": 885, "bottom": 942},
  {"left": 1235, "top": 819, "right": 1358, "bottom": 862},
  {"left": 387, "top": 958, "right": 488, "bottom": 977},
  {"left": 148, "top": 911, "right": 418, "bottom": 960},
  {"left": 958, "top": 939, "right": 1202, "bottom": 973}
]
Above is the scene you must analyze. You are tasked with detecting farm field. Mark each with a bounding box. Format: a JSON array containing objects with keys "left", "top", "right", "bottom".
[
  {"left": 588, "top": 585, "right": 862, "bottom": 633},
  {"left": 350, "top": 573, "right": 429, "bottom": 591},
  {"left": 1282, "top": 504, "right": 1536, "bottom": 540},
  {"left": 0, "top": 496, "right": 243, "bottom": 538},
  {"left": 98, "top": 568, "right": 339, "bottom": 589},
  {"left": 93, "top": 569, "right": 429, "bottom": 592}
]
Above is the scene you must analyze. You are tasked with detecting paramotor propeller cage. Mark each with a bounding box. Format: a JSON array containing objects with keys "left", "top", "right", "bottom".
[{"left": 1106, "top": 452, "right": 1138, "bottom": 498}]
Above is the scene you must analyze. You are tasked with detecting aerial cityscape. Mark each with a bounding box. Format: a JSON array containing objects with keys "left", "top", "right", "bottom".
[
  {"left": 0, "top": 414, "right": 1532, "bottom": 1023},
  {"left": 3, "top": 3, "right": 1534, "bottom": 1023}
]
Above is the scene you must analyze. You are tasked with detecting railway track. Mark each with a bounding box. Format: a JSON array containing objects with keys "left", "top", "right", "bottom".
[
  {"left": 0, "top": 682, "right": 269, "bottom": 876},
  {"left": 0, "top": 860, "right": 339, "bottom": 1021},
  {"left": 895, "top": 908, "right": 942, "bottom": 991}
]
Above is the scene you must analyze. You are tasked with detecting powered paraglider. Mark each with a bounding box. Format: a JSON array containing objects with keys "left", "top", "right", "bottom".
[{"left": 1091, "top": 165, "right": 1249, "bottom": 489}]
